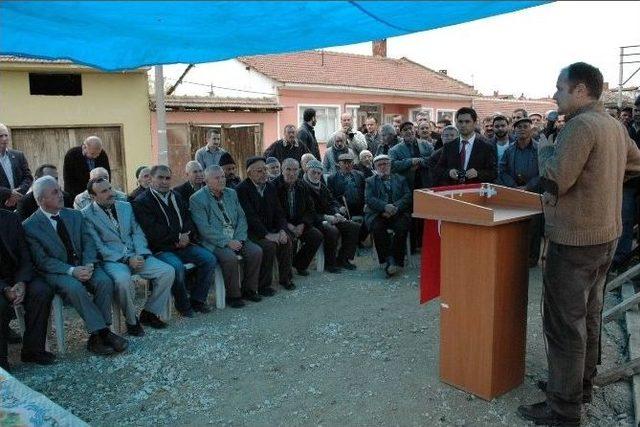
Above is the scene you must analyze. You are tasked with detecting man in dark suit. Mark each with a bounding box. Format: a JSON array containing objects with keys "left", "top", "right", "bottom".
[
  {"left": 297, "top": 108, "right": 321, "bottom": 162},
  {"left": 436, "top": 107, "right": 497, "bottom": 186},
  {"left": 274, "top": 158, "right": 323, "bottom": 276},
  {"left": 173, "top": 161, "right": 204, "bottom": 203},
  {"left": 0, "top": 123, "right": 33, "bottom": 209},
  {"left": 365, "top": 155, "right": 412, "bottom": 277},
  {"left": 1, "top": 209, "right": 54, "bottom": 370},
  {"left": 63, "top": 135, "right": 111, "bottom": 199},
  {"left": 264, "top": 124, "right": 310, "bottom": 164},
  {"left": 16, "top": 164, "right": 73, "bottom": 220},
  {"left": 23, "top": 176, "right": 128, "bottom": 356},
  {"left": 132, "top": 165, "right": 217, "bottom": 317},
  {"left": 236, "top": 156, "right": 294, "bottom": 293}
]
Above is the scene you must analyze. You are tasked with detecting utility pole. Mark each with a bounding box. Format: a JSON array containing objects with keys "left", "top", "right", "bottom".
[
  {"left": 618, "top": 44, "right": 640, "bottom": 108},
  {"left": 154, "top": 65, "right": 168, "bottom": 165}
]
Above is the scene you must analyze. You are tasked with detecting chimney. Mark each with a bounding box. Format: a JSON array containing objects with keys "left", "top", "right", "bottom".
[
  {"left": 372, "top": 39, "right": 387, "bottom": 58},
  {"left": 493, "top": 90, "right": 499, "bottom": 97}
]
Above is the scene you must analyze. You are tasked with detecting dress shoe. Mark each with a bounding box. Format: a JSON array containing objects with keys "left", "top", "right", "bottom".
[
  {"left": 242, "top": 291, "right": 262, "bottom": 302},
  {"left": 385, "top": 263, "right": 400, "bottom": 277},
  {"left": 87, "top": 334, "right": 116, "bottom": 356},
  {"left": 178, "top": 308, "right": 195, "bottom": 318},
  {"left": 7, "top": 327, "right": 22, "bottom": 344},
  {"left": 326, "top": 265, "right": 342, "bottom": 274},
  {"left": 100, "top": 330, "right": 129, "bottom": 353},
  {"left": 126, "top": 320, "right": 145, "bottom": 337},
  {"left": 21, "top": 351, "right": 56, "bottom": 365},
  {"left": 258, "top": 287, "right": 276, "bottom": 297},
  {"left": 295, "top": 268, "right": 310, "bottom": 276},
  {"left": 226, "top": 297, "right": 246, "bottom": 308},
  {"left": 517, "top": 401, "right": 580, "bottom": 426},
  {"left": 140, "top": 310, "right": 168, "bottom": 329},
  {"left": 537, "top": 380, "right": 592, "bottom": 403},
  {"left": 191, "top": 301, "right": 212, "bottom": 313},
  {"left": 338, "top": 260, "right": 357, "bottom": 270},
  {"left": 280, "top": 282, "right": 296, "bottom": 290}
]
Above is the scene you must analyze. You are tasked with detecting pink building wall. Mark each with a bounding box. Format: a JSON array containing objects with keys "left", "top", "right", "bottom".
[{"left": 277, "top": 88, "right": 471, "bottom": 132}]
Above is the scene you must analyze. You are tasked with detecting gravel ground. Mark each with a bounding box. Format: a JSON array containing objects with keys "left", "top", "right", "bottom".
[{"left": 6, "top": 251, "right": 634, "bottom": 426}]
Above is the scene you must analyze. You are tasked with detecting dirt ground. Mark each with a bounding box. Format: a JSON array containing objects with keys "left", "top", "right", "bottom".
[{"left": 7, "top": 251, "right": 634, "bottom": 426}]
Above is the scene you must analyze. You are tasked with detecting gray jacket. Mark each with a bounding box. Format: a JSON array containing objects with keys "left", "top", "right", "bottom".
[
  {"left": 389, "top": 140, "right": 434, "bottom": 189},
  {"left": 364, "top": 173, "right": 412, "bottom": 228},
  {"left": 23, "top": 208, "right": 98, "bottom": 276},
  {"left": 81, "top": 200, "right": 151, "bottom": 262},
  {"left": 189, "top": 187, "right": 248, "bottom": 251}
]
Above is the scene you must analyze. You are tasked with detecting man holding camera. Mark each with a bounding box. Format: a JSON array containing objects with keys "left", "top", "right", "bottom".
[{"left": 518, "top": 62, "right": 640, "bottom": 425}]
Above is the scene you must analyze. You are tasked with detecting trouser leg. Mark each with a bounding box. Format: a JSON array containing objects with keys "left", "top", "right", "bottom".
[
  {"left": 0, "top": 293, "right": 9, "bottom": 361},
  {"left": 543, "top": 240, "right": 616, "bottom": 418},
  {"left": 391, "top": 215, "right": 411, "bottom": 267},
  {"left": 335, "top": 220, "right": 359, "bottom": 262},
  {"left": 254, "top": 238, "right": 276, "bottom": 290},
  {"left": 293, "top": 226, "right": 323, "bottom": 270},
  {"left": 103, "top": 262, "right": 137, "bottom": 325},
  {"left": 241, "top": 241, "right": 262, "bottom": 293},
  {"left": 155, "top": 252, "right": 190, "bottom": 313},
  {"left": 185, "top": 246, "right": 217, "bottom": 304},
  {"left": 22, "top": 278, "right": 54, "bottom": 353},
  {"left": 372, "top": 217, "right": 392, "bottom": 264},
  {"left": 321, "top": 223, "right": 340, "bottom": 268},
  {"left": 85, "top": 267, "right": 114, "bottom": 326},
  {"left": 276, "top": 237, "right": 293, "bottom": 284},
  {"left": 214, "top": 247, "right": 242, "bottom": 298},
  {"left": 137, "top": 257, "right": 175, "bottom": 318}
]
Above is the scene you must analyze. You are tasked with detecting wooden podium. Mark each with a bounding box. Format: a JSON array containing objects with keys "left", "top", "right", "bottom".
[{"left": 413, "top": 183, "right": 542, "bottom": 400}]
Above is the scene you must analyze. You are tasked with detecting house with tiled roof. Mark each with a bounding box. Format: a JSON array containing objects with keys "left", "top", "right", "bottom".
[
  {"left": 235, "top": 42, "right": 479, "bottom": 145},
  {"left": 158, "top": 41, "right": 479, "bottom": 148}
]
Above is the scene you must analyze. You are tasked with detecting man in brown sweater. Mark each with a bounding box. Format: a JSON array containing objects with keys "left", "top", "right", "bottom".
[{"left": 518, "top": 63, "right": 640, "bottom": 425}]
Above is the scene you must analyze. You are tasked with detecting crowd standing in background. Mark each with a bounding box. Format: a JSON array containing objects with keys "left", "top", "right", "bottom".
[{"left": 2, "top": 62, "right": 640, "bottom": 425}]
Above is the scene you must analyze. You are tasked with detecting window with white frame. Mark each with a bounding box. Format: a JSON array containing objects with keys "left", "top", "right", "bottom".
[
  {"left": 298, "top": 105, "right": 340, "bottom": 143},
  {"left": 436, "top": 109, "right": 456, "bottom": 123},
  {"left": 409, "top": 107, "right": 434, "bottom": 123}
]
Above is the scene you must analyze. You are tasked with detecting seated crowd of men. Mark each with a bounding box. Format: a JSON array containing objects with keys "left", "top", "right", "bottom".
[{"left": 1, "top": 98, "right": 639, "bottom": 371}]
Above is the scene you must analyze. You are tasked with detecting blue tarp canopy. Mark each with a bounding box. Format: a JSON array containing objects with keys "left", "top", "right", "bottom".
[{"left": 0, "top": 1, "right": 547, "bottom": 71}]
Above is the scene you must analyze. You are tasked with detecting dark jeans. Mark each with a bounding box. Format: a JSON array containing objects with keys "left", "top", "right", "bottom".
[
  {"left": 613, "top": 186, "right": 637, "bottom": 263},
  {"left": 543, "top": 240, "right": 616, "bottom": 418},
  {"left": 321, "top": 220, "right": 360, "bottom": 267},
  {"left": 288, "top": 226, "right": 323, "bottom": 271},
  {"left": 371, "top": 214, "right": 411, "bottom": 266},
  {"left": 254, "top": 236, "right": 293, "bottom": 288},
  {"left": 156, "top": 245, "right": 217, "bottom": 312}
]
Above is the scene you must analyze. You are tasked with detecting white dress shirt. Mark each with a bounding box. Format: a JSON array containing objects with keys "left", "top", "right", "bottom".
[{"left": 0, "top": 151, "right": 15, "bottom": 189}]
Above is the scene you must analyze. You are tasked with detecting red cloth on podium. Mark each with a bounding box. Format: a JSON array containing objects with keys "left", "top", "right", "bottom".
[{"left": 419, "top": 183, "right": 482, "bottom": 304}]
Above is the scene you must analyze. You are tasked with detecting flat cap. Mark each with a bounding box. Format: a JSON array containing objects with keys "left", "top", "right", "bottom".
[
  {"left": 245, "top": 156, "right": 266, "bottom": 170},
  {"left": 306, "top": 159, "right": 323, "bottom": 171},
  {"left": 373, "top": 154, "right": 391, "bottom": 164}
]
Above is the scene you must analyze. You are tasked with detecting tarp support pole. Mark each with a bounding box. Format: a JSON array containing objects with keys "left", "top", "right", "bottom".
[{"left": 155, "top": 65, "right": 168, "bottom": 165}]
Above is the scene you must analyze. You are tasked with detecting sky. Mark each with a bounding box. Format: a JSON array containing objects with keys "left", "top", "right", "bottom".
[{"left": 320, "top": 1, "right": 639, "bottom": 99}]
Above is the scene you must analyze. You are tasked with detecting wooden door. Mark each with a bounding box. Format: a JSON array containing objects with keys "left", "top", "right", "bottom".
[
  {"left": 10, "top": 126, "right": 125, "bottom": 191},
  {"left": 189, "top": 124, "right": 262, "bottom": 180}
]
